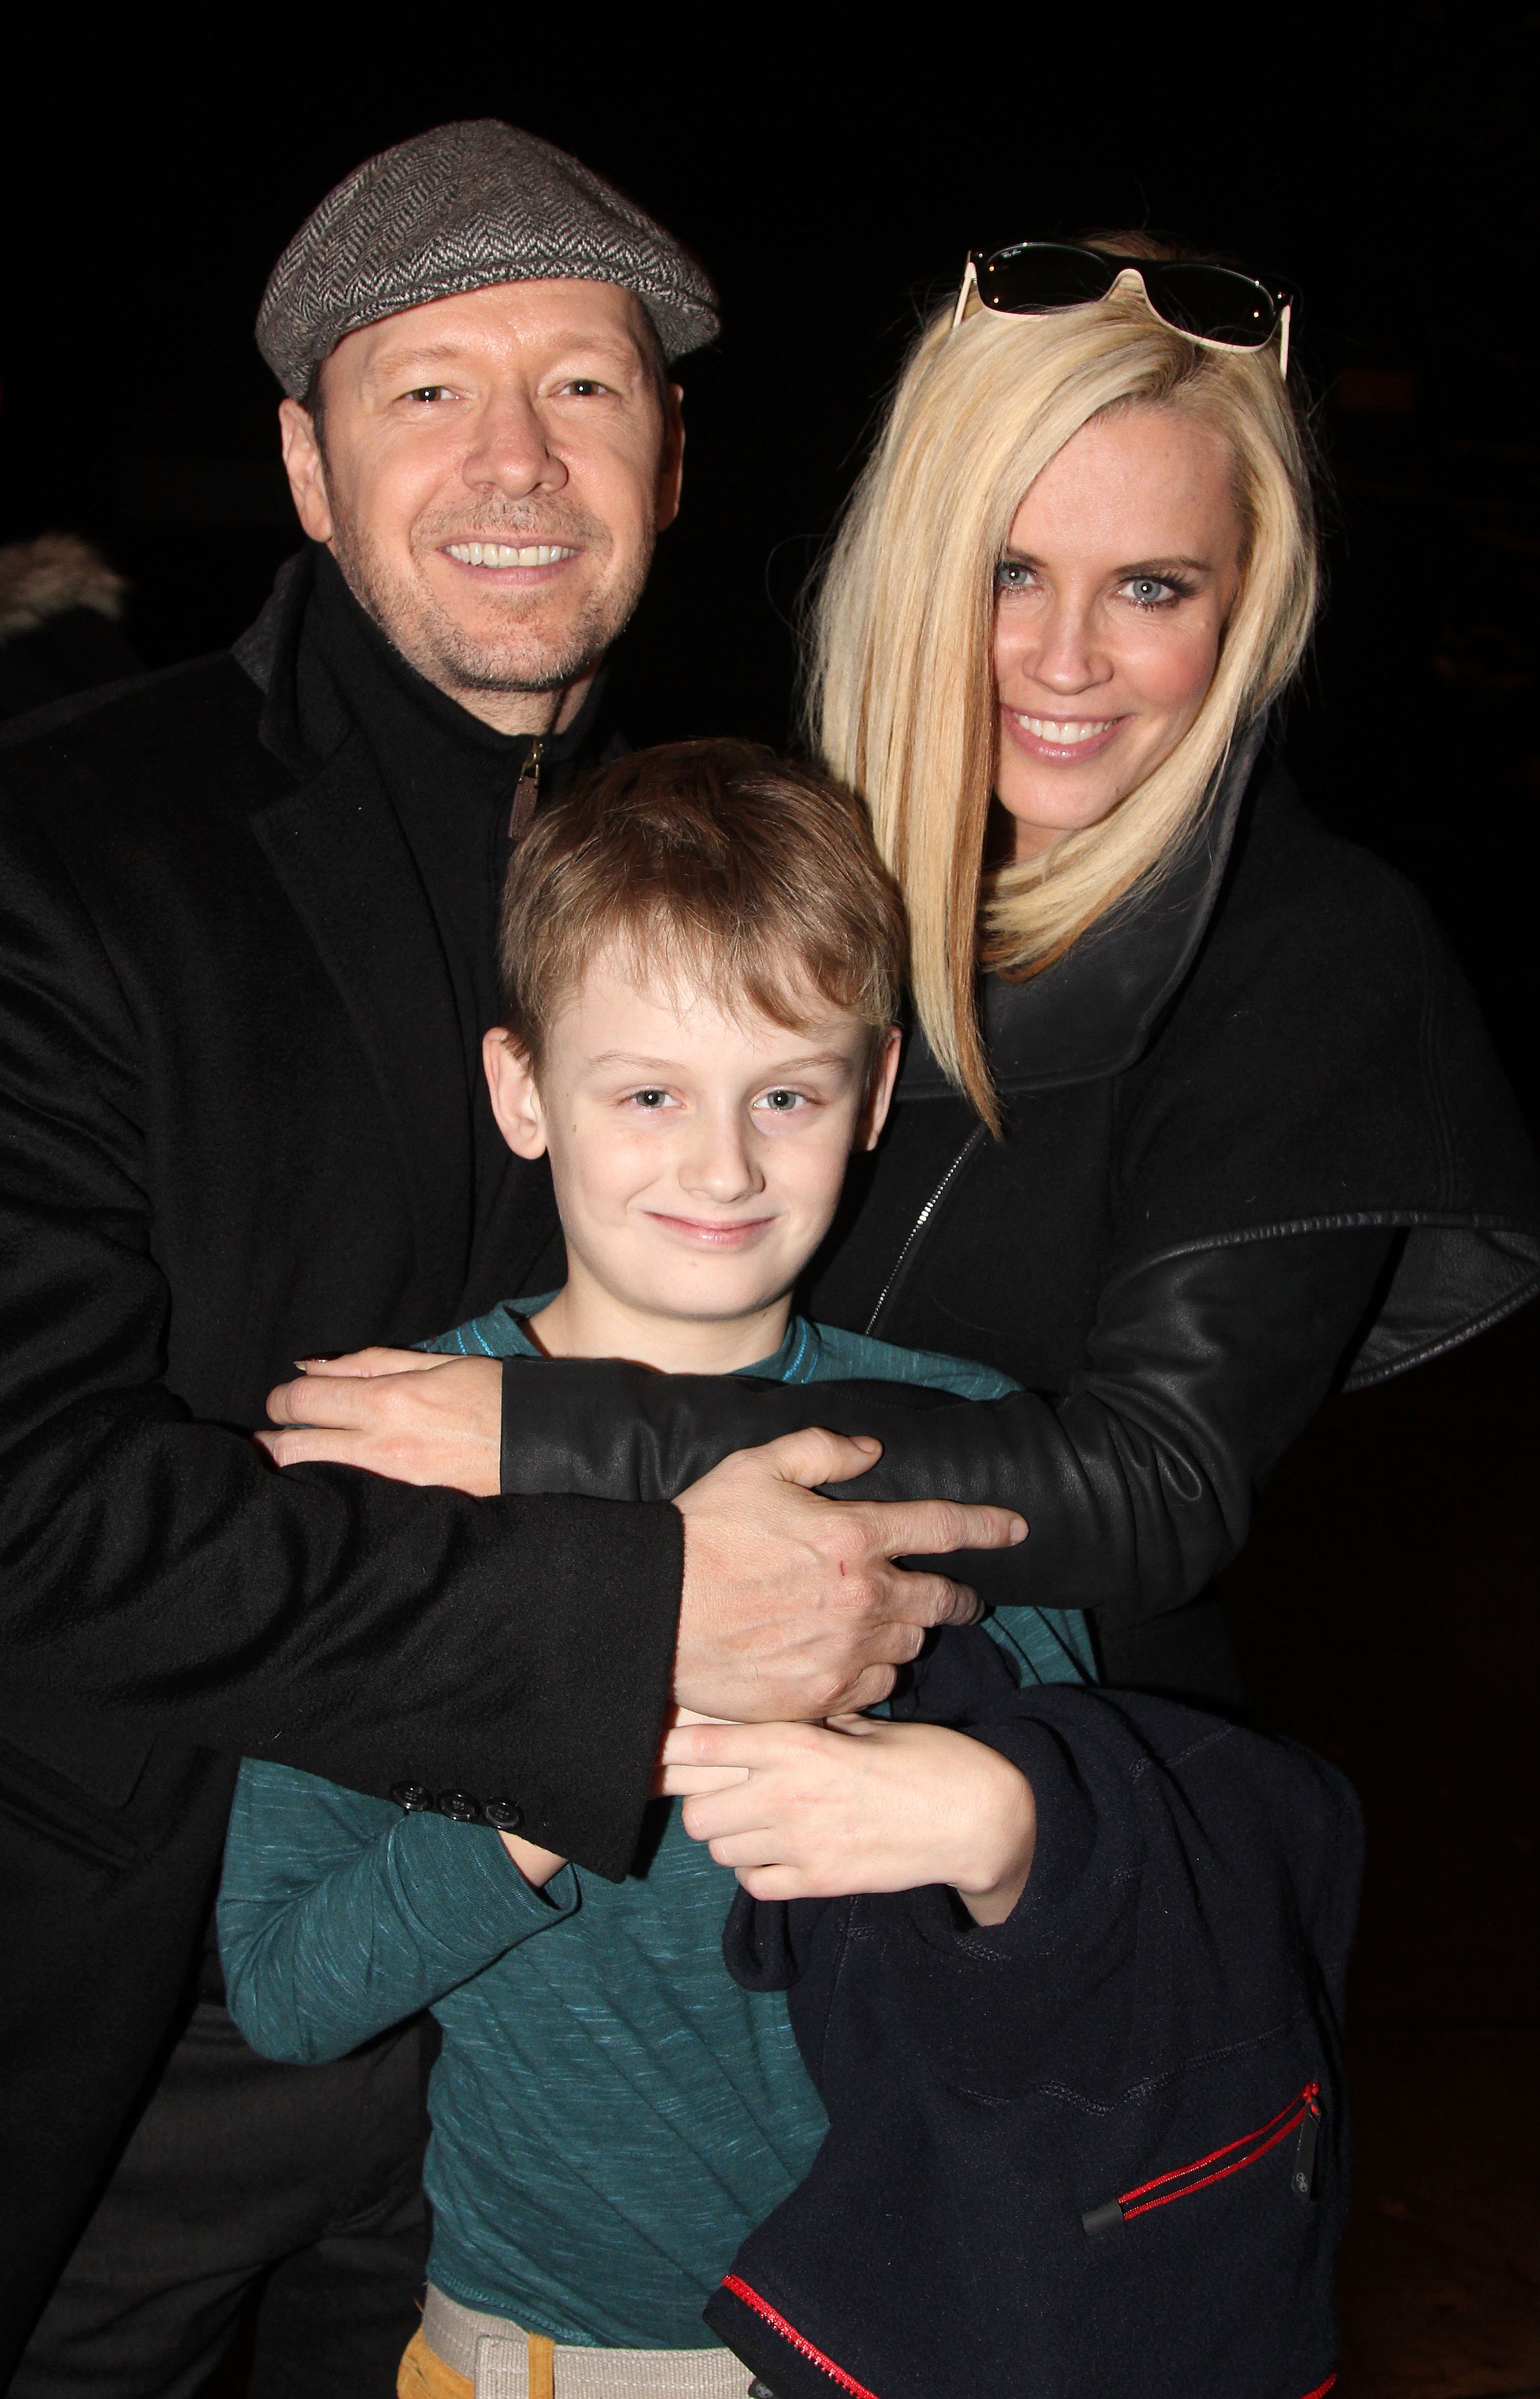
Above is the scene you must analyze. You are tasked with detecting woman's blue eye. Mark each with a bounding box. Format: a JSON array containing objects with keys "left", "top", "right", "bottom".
[
  {"left": 995, "top": 561, "right": 1035, "bottom": 592},
  {"left": 1122, "top": 576, "right": 1182, "bottom": 607}
]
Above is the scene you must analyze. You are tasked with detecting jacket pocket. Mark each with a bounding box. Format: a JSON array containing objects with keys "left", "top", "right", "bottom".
[
  {"left": 1081, "top": 2081, "right": 1322, "bottom": 2234},
  {"left": 0, "top": 1735, "right": 146, "bottom": 1873}
]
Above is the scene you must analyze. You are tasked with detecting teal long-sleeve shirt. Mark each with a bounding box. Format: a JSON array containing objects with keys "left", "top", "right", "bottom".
[{"left": 219, "top": 1306, "right": 1095, "bottom": 2348}]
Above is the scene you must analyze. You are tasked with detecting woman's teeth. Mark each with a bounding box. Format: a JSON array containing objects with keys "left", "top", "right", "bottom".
[
  {"left": 1013, "top": 714, "right": 1117, "bottom": 744},
  {"left": 445, "top": 541, "right": 578, "bottom": 568}
]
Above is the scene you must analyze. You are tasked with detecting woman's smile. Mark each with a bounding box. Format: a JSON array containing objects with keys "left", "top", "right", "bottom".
[{"left": 1003, "top": 709, "right": 1126, "bottom": 765}]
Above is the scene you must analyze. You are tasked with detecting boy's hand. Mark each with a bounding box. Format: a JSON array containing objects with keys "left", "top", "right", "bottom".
[
  {"left": 660, "top": 1714, "right": 1037, "bottom": 1927},
  {"left": 259, "top": 1349, "right": 502, "bottom": 1492},
  {"left": 498, "top": 1829, "right": 569, "bottom": 1887},
  {"left": 673, "top": 1429, "right": 1024, "bottom": 1723}
]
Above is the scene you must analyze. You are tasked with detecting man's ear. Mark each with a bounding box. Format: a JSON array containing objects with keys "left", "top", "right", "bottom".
[
  {"left": 655, "top": 384, "right": 685, "bottom": 533},
  {"left": 279, "top": 396, "right": 334, "bottom": 544},
  {"left": 483, "top": 1028, "right": 548, "bottom": 1159},
  {"left": 858, "top": 1027, "right": 904, "bottom": 1151}
]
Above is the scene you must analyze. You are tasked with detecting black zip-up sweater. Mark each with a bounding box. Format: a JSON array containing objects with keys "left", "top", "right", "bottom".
[{"left": 704, "top": 1629, "right": 1361, "bottom": 2399}]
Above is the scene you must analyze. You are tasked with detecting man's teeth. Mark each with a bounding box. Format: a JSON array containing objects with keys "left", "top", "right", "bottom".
[
  {"left": 445, "top": 541, "right": 578, "bottom": 568},
  {"left": 1013, "top": 714, "right": 1116, "bottom": 744}
]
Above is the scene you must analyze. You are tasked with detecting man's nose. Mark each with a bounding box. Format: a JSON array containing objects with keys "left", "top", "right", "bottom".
[
  {"left": 678, "top": 1111, "right": 764, "bottom": 1205},
  {"left": 460, "top": 389, "right": 568, "bottom": 500}
]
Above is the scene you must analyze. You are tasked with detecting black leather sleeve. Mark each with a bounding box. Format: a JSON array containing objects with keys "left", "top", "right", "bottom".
[{"left": 501, "top": 1228, "right": 1393, "bottom": 1638}]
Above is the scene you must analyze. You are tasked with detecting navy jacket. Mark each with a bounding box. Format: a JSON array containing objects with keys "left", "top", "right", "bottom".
[{"left": 706, "top": 1631, "right": 1361, "bottom": 2399}]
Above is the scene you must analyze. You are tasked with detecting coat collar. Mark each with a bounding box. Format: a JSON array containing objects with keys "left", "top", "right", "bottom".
[
  {"left": 233, "top": 554, "right": 471, "bottom": 1280},
  {"left": 898, "top": 717, "right": 1271, "bottom": 1100}
]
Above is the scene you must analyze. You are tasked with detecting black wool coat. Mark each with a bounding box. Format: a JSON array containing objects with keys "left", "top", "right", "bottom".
[
  {"left": 705, "top": 1632, "right": 1362, "bottom": 2399},
  {"left": 0, "top": 562, "right": 681, "bottom": 2358},
  {"left": 497, "top": 727, "right": 1540, "bottom": 1695}
]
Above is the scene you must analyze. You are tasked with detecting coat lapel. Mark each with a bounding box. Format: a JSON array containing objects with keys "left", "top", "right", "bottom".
[{"left": 248, "top": 729, "right": 473, "bottom": 1286}]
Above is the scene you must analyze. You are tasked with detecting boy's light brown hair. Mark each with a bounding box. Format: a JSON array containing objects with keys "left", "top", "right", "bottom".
[{"left": 497, "top": 738, "right": 908, "bottom": 1070}]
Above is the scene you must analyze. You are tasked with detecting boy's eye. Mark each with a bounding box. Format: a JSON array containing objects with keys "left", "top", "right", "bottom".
[
  {"left": 629, "top": 1089, "right": 671, "bottom": 1108},
  {"left": 757, "top": 1089, "right": 806, "bottom": 1113}
]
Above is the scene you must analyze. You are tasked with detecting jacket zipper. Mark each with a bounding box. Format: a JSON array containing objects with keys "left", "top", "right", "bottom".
[
  {"left": 508, "top": 737, "right": 546, "bottom": 841},
  {"left": 719, "top": 2276, "right": 881, "bottom": 2399},
  {"left": 865, "top": 1125, "right": 987, "bottom": 1337},
  {"left": 1081, "top": 2081, "right": 1322, "bottom": 2234}
]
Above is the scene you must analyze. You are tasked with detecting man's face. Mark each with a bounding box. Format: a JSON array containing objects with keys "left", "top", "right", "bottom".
[{"left": 279, "top": 280, "right": 684, "bottom": 729}]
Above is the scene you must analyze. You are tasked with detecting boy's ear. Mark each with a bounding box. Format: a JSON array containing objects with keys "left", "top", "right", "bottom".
[
  {"left": 858, "top": 1027, "right": 904, "bottom": 1152},
  {"left": 483, "top": 1028, "right": 548, "bottom": 1160}
]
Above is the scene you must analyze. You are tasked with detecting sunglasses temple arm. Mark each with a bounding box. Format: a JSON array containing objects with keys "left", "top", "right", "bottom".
[
  {"left": 1278, "top": 302, "right": 1292, "bottom": 380},
  {"left": 952, "top": 257, "right": 979, "bottom": 331}
]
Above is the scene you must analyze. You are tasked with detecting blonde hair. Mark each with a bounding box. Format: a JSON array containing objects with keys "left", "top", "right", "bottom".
[{"left": 809, "top": 260, "right": 1319, "bottom": 1126}]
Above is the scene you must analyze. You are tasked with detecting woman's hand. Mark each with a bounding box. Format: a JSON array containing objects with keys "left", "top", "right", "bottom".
[
  {"left": 258, "top": 1349, "right": 502, "bottom": 1494},
  {"left": 659, "top": 1716, "right": 1036, "bottom": 1926}
]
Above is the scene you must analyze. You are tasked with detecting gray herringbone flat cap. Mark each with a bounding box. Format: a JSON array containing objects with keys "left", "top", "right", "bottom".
[{"left": 257, "top": 120, "right": 719, "bottom": 396}]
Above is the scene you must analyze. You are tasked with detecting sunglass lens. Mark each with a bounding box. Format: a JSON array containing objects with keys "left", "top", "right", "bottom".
[
  {"left": 1143, "top": 264, "right": 1277, "bottom": 347},
  {"left": 980, "top": 243, "right": 1117, "bottom": 313}
]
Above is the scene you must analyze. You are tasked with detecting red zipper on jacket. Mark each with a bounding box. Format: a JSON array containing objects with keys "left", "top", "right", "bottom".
[
  {"left": 1082, "top": 2081, "right": 1322, "bottom": 2232},
  {"left": 719, "top": 2275, "right": 882, "bottom": 2398}
]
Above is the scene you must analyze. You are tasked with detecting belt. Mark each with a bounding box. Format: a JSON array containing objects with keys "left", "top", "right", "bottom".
[{"left": 421, "top": 2286, "right": 762, "bottom": 2399}]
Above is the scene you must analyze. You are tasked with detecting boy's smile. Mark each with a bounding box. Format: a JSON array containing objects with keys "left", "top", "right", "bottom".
[{"left": 483, "top": 955, "right": 900, "bottom": 1374}]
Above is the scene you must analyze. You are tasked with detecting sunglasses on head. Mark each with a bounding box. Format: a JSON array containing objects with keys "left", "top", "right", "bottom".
[{"left": 954, "top": 241, "right": 1293, "bottom": 378}]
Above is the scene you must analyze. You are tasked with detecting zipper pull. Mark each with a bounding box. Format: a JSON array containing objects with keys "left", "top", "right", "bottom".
[
  {"left": 1292, "top": 2086, "right": 1322, "bottom": 2207},
  {"left": 508, "top": 736, "right": 546, "bottom": 842}
]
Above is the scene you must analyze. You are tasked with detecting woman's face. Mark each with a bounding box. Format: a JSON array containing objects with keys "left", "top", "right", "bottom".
[{"left": 992, "top": 405, "right": 1245, "bottom": 859}]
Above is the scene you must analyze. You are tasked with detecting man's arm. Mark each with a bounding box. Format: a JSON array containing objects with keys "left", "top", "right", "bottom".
[{"left": 0, "top": 812, "right": 1014, "bottom": 1867}]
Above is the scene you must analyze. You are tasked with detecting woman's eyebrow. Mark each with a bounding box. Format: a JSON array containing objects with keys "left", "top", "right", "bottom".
[
  {"left": 1116, "top": 555, "right": 1212, "bottom": 576},
  {"left": 998, "top": 549, "right": 1213, "bottom": 576}
]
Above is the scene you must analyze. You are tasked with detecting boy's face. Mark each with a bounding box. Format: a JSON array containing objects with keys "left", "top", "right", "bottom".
[{"left": 484, "top": 955, "right": 901, "bottom": 1342}]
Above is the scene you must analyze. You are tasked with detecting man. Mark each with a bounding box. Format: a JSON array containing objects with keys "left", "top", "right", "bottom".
[{"left": 0, "top": 122, "right": 1015, "bottom": 2394}]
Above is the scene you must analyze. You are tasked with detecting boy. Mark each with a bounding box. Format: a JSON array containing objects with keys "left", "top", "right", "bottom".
[
  {"left": 219, "top": 741, "right": 1090, "bottom": 2398},
  {"left": 221, "top": 742, "right": 1356, "bottom": 2399}
]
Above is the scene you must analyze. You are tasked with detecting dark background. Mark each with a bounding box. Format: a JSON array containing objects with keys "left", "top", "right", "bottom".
[{"left": 3, "top": 13, "right": 1535, "bottom": 2392}]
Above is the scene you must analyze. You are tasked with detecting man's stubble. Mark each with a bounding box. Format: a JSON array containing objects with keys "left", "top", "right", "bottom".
[{"left": 327, "top": 489, "right": 654, "bottom": 701}]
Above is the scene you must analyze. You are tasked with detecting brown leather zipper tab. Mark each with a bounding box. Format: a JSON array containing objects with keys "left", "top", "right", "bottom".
[
  {"left": 1081, "top": 2198, "right": 1126, "bottom": 2236},
  {"left": 508, "top": 737, "right": 545, "bottom": 842}
]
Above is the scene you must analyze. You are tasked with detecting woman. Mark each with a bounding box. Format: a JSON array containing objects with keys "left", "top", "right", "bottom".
[{"left": 284, "top": 236, "right": 1540, "bottom": 1701}]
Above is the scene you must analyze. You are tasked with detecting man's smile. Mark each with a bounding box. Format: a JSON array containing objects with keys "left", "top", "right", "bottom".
[{"left": 442, "top": 540, "right": 580, "bottom": 569}]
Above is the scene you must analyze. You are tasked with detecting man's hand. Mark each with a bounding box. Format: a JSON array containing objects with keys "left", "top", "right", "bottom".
[
  {"left": 660, "top": 1713, "right": 1037, "bottom": 1926},
  {"left": 259, "top": 1350, "right": 502, "bottom": 1492},
  {"left": 672, "top": 1428, "right": 1025, "bottom": 1723}
]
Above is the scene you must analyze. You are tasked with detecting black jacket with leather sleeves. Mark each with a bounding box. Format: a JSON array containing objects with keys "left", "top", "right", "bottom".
[{"left": 500, "top": 732, "right": 1540, "bottom": 1697}]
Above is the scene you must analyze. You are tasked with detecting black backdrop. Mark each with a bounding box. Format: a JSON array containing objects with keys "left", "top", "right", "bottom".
[{"left": 1, "top": 14, "right": 1534, "bottom": 1098}]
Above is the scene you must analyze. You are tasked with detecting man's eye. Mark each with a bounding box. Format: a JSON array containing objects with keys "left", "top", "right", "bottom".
[
  {"left": 560, "top": 379, "right": 609, "bottom": 397},
  {"left": 403, "top": 386, "right": 453, "bottom": 405}
]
